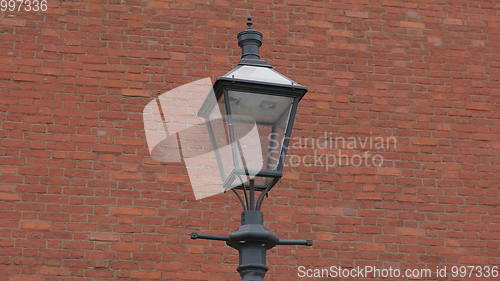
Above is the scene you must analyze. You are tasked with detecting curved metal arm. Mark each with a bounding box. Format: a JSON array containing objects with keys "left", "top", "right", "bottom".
[
  {"left": 190, "top": 232, "right": 229, "bottom": 242},
  {"left": 277, "top": 239, "right": 313, "bottom": 246},
  {"left": 231, "top": 189, "right": 246, "bottom": 210},
  {"left": 255, "top": 178, "right": 278, "bottom": 210}
]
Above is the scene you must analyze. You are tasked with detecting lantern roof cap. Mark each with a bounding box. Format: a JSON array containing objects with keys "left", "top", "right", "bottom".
[{"left": 222, "top": 64, "right": 305, "bottom": 88}]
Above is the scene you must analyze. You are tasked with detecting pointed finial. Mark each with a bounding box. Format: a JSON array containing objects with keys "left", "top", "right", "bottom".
[
  {"left": 237, "top": 15, "right": 269, "bottom": 66},
  {"left": 246, "top": 15, "right": 253, "bottom": 29}
]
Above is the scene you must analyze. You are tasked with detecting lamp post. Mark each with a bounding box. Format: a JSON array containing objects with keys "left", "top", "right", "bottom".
[{"left": 190, "top": 17, "right": 312, "bottom": 281}]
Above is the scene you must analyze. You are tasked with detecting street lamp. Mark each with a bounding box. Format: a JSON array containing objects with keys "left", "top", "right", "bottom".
[{"left": 191, "top": 16, "right": 312, "bottom": 281}]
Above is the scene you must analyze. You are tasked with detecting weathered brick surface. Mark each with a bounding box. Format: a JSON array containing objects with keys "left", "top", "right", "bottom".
[{"left": 0, "top": 0, "right": 499, "bottom": 280}]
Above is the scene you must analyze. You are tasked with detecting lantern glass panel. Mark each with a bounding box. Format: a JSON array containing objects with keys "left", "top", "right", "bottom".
[
  {"left": 227, "top": 90, "right": 293, "bottom": 176},
  {"left": 202, "top": 94, "right": 246, "bottom": 190}
]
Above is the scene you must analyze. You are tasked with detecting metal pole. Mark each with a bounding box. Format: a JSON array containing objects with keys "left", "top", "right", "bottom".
[{"left": 227, "top": 210, "right": 272, "bottom": 281}]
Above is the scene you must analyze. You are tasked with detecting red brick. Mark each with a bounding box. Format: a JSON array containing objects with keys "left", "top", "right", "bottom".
[
  {"left": 70, "top": 152, "right": 95, "bottom": 160},
  {"left": 411, "top": 138, "right": 438, "bottom": 146},
  {"left": 21, "top": 221, "right": 51, "bottom": 230},
  {"left": 42, "top": 29, "right": 58, "bottom": 36},
  {"left": 400, "top": 21, "right": 425, "bottom": 28},
  {"left": 396, "top": 227, "right": 426, "bottom": 236},
  {"left": 93, "top": 144, "right": 121, "bottom": 153},
  {"left": 376, "top": 168, "right": 401, "bottom": 175},
  {"left": 116, "top": 138, "right": 144, "bottom": 146},
  {"left": 328, "top": 42, "right": 367, "bottom": 51},
  {"left": 148, "top": 1, "right": 169, "bottom": 8},
  {"left": 345, "top": 10, "right": 369, "bottom": 18},
  {"left": 112, "top": 172, "right": 141, "bottom": 180},
  {"left": 354, "top": 192, "right": 382, "bottom": 200},
  {"left": 328, "top": 71, "right": 355, "bottom": 79},
  {"left": 443, "top": 18, "right": 463, "bottom": 25},
  {"left": 111, "top": 207, "right": 155, "bottom": 216},
  {"left": 0, "top": 18, "right": 26, "bottom": 26},
  {"left": 112, "top": 243, "right": 140, "bottom": 251},
  {"left": 122, "top": 89, "right": 151, "bottom": 97},
  {"left": 289, "top": 39, "right": 314, "bottom": 47},
  {"left": 208, "top": 20, "right": 235, "bottom": 28},
  {"left": 382, "top": 0, "right": 416, "bottom": 7},
  {"left": 466, "top": 103, "right": 492, "bottom": 111},
  {"left": 131, "top": 271, "right": 161, "bottom": 279},
  {"left": 9, "top": 276, "right": 45, "bottom": 281},
  {"left": 12, "top": 73, "right": 41, "bottom": 82},
  {"left": 156, "top": 174, "right": 190, "bottom": 183},
  {"left": 0, "top": 192, "right": 20, "bottom": 201},
  {"left": 357, "top": 243, "right": 385, "bottom": 251},
  {"left": 89, "top": 233, "right": 119, "bottom": 242},
  {"left": 305, "top": 20, "right": 332, "bottom": 28},
  {"left": 37, "top": 266, "right": 70, "bottom": 276},
  {"left": 111, "top": 207, "right": 142, "bottom": 216},
  {"left": 328, "top": 29, "right": 354, "bottom": 37}
]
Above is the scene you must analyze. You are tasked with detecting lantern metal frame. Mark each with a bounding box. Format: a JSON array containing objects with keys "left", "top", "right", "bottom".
[{"left": 191, "top": 17, "right": 312, "bottom": 281}]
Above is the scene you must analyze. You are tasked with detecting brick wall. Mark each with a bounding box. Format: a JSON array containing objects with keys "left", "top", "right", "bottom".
[{"left": 0, "top": 0, "right": 498, "bottom": 280}]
